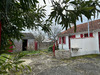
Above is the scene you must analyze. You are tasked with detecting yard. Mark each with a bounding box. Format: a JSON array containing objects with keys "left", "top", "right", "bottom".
[{"left": 17, "top": 50, "right": 100, "bottom": 75}]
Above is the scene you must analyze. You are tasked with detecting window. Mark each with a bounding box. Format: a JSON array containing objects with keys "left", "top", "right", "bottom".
[
  {"left": 62, "top": 36, "right": 66, "bottom": 44},
  {"left": 71, "top": 35, "right": 75, "bottom": 38},
  {"left": 84, "top": 33, "right": 93, "bottom": 37},
  {"left": 90, "top": 33, "right": 93, "bottom": 37},
  {"left": 80, "top": 34, "right": 83, "bottom": 38},
  {"left": 59, "top": 37, "right": 61, "bottom": 44},
  {"left": 84, "top": 33, "right": 88, "bottom": 37}
]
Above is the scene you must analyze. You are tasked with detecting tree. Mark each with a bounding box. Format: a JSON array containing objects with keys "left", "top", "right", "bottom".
[
  {"left": 48, "top": 25, "right": 62, "bottom": 42},
  {"left": 49, "top": 0, "right": 100, "bottom": 31},
  {"left": 33, "top": 31, "right": 45, "bottom": 49},
  {"left": 0, "top": 0, "right": 50, "bottom": 51}
]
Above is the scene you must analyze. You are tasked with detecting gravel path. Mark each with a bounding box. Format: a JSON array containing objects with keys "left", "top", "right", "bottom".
[{"left": 22, "top": 53, "right": 100, "bottom": 75}]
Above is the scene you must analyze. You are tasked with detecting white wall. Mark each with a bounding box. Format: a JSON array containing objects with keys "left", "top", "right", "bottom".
[
  {"left": 59, "top": 36, "right": 69, "bottom": 50},
  {"left": 76, "top": 34, "right": 80, "bottom": 38},
  {"left": 63, "top": 36, "right": 69, "bottom": 50},
  {"left": 71, "top": 32, "right": 100, "bottom": 56}
]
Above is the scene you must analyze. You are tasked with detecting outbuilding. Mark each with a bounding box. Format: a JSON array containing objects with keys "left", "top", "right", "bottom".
[
  {"left": 58, "top": 19, "right": 100, "bottom": 56},
  {"left": 13, "top": 33, "right": 35, "bottom": 52}
]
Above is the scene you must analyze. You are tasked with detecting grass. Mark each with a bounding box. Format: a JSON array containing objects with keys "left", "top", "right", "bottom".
[{"left": 20, "top": 50, "right": 40, "bottom": 55}]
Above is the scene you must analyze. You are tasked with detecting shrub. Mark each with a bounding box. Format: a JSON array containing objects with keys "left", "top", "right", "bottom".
[
  {"left": 48, "top": 45, "right": 59, "bottom": 52},
  {"left": 48, "top": 45, "right": 53, "bottom": 52}
]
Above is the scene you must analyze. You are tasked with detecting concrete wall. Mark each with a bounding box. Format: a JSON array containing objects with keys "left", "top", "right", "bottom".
[
  {"left": 27, "top": 39, "right": 34, "bottom": 51},
  {"left": 71, "top": 32, "right": 100, "bottom": 56},
  {"left": 38, "top": 42, "right": 53, "bottom": 50},
  {"left": 13, "top": 39, "right": 35, "bottom": 52},
  {"left": 13, "top": 39, "right": 22, "bottom": 52}
]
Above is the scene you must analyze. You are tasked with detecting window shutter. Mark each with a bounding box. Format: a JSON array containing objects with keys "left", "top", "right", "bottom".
[
  {"left": 90, "top": 33, "right": 93, "bottom": 37},
  {"left": 84, "top": 33, "right": 88, "bottom": 37},
  {"left": 71, "top": 35, "right": 75, "bottom": 38},
  {"left": 59, "top": 37, "right": 61, "bottom": 44},
  {"left": 80, "top": 34, "right": 83, "bottom": 38},
  {"left": 63, "top": 36, "right": 66, "bottom": 44}
]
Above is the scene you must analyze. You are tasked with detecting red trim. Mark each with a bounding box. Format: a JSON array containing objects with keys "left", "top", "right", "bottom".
[
  {"left": 53, "top": 44, "right": 55, "bottom": 56},
  {"left": 64, "top": 36, "right": 66, "bottom": 44},
  {"left": 59, "top": 37, "right": 61, "bottom": 44},
  {"left": 80, "top": 34, "right": 83, "bottom": 38},
  {"left": 62, "top": 36, "right": 66, "bottom": 44},
  {"left": 90, "top": 33, "right": 93, "bottom": 37},
  {"left": 69, "top": 36, "right": 71, "bottom": 49},
  {"left": 71, "top": 35, "right": 75, "bottom": 38},
  {"left": 84, "top": 33, "right": 88, "bottom": 37}
]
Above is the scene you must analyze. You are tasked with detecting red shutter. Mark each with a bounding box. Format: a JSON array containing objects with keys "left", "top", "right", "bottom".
[
  {"left": 80, "top": 34, "right": 83, "bottom": 38},
  {"left": 71, "top": 35, "right": 75, "bottom": 38},
  {"left": 84, "top": 33, "right": 88, "bottom": 37},
  {"left": 59, "top": 37, "right": 61, "bottom": 44},
  {"left": 90, "top": 33, "right": 93, "bottom": 37},
  {"left": 63, "top": 36, "right": 66, "bottom": 44}
]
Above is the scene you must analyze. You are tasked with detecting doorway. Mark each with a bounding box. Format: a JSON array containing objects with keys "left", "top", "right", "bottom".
[
  {"left": 98, "top": 32, "right": 100, "bottom": 51},
  {"left": 22, "top": 39, "right": 27, "bottom": 51}
]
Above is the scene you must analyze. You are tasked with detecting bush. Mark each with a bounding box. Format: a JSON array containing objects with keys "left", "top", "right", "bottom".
[
  {"left": 48, "top": 45, "right": 59, "bottom": 52},
  {"left": 48, "top": 45, "right": 53, "bottom": 52}
]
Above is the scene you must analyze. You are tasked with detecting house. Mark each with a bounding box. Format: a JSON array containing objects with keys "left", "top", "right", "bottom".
[
  {"left": 58, "top": 19, "right": 100, "bottom": 56},
  {"left": 13, "top": 33, "right": 35, "bottom": 52}
]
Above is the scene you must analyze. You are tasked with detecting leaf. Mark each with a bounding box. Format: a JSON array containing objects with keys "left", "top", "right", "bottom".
[
  {"left": 14, "top": 60, "right": 25, "bottom": 64},
  {"left": 27, "top": 65, "right": 32, "bottom": 72}
]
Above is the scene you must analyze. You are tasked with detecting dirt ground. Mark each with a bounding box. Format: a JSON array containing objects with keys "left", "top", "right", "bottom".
[{"left": 21, "top": 52, "right": 100, "bottom": 75}]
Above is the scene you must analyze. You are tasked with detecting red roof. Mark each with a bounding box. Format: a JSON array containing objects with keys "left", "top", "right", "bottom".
[{"left": 59, "top": 19, "right": 100, "bottom": 35}]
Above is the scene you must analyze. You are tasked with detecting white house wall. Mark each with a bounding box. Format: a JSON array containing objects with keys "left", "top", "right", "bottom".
[
  {"left": 63, "top": 36, "right": 69, "bottom": 50},
  {"left": 59, "top": 36, "right": 69, "bottom": 50},
  {"left": 71, "top": 32, "right": 100, "bottom": 56},
  {"left": 75, "top": 34, "right": 80, "bottom": 38}
]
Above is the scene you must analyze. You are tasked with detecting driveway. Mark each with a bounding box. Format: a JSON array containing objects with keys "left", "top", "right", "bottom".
[{"left": 22, "top": 52, "right": 100, "bottom": 75}]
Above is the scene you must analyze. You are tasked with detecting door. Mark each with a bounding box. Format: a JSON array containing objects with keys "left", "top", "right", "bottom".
[
  {"left": 69, "top": 36, "right": 71, "bottom": 49},
  {"left": 98, "top": 32, "right": 100, "bottom": 51},
  {"left": 22, "top": 39, "right": 27, "bottom": 51}
]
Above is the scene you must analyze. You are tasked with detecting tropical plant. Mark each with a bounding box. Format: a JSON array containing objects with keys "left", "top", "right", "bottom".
[
  {"left": 0, "top": 53, "right": 31, "bottom": 74},
  {"left": 49, "top": 0, "right": 100, "bottom": 31}
]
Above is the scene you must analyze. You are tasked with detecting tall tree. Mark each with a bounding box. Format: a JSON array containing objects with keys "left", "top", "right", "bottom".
[
  {"left": 49, "top": 0, "right": 100, "bottom": 31},
  {"left": 48, "top": 25, "right": 62, "bottom": 42},
  {"left": 0, "top": 0, "right": 50, "bottom": 51}
]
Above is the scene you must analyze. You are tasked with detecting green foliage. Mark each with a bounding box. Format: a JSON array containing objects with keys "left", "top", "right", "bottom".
[
  {"left": 20, "top": 50, "right": 40, "bottom": 55},
  {"left": 48, "top": 45, "right": 59, "bottom": 52},
  {"left": 0, "top": 53, "right": 31, "bottom": 74},
  {"left": 48, "top": 45, "right": 53, "bottom": 52},
  {"left": 49, "top": 0, "right": 100, "bottom": 31},
  {"left": 0, "top": 0, "right": 50, "bottom": 50}
]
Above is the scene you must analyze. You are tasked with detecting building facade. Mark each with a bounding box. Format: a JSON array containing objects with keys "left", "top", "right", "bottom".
[
  {"left": 13, "top": 33, "right": 35, "bottom": 52},
  {"left": 58, "top": 19, "right": 100, "bottom": 56}
]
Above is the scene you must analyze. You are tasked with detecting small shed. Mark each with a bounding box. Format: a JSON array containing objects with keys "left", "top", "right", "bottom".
[{"left": 13, "top": 33, "right": 35, "bottom": 52}]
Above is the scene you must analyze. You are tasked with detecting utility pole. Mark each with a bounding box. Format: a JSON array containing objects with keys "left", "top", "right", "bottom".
[{"left": 88, "top": 20, "right": 90, "bottom": 37}]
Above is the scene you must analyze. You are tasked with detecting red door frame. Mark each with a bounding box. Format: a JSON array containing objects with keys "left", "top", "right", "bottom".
[
  {"left": 98, "top": 32, "right": 100, "bottom": 52},
  {"left": 69, "top": 36, "right": 71, "bottom": 49}
]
